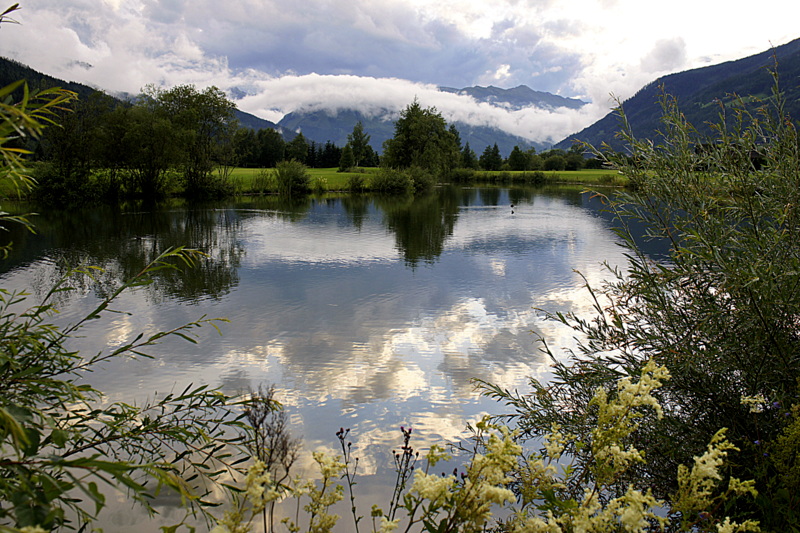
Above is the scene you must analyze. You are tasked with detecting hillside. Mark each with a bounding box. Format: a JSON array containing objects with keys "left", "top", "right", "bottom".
[
  {"left": 278, "top": 84, "right": 584, "bottom": 154},
  {"left": 439, "top": 84, "right": 586, "bottom": 111},
  {"left": 556, "top": 37, "right": 800, "bottom": 150},
  {"left": 0, "top": 56, "right": 281, "bottom": 133}
]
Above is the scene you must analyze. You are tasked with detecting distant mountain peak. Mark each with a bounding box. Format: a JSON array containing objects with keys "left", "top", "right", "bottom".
[{"left": 439, "top": 84, "right": 586, "bottom": 111}]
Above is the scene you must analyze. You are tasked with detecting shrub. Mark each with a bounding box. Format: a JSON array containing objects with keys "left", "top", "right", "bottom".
[
  {"left": 449, "top": 167, "right": 476, "bottom": 183},
  {"left": 251, "top": 168, "right": 275, "bottom": 194},
  {"left": 490, "top": 78, "right": 800, "bottom": 530},
  {"left": 274, "top": 159, "right": 311, "bottom": 196},
  {"left": 346, "top": 172, "right": 366, "bottom": 192},
  {"left": 371, "top": 167, "right": 413, "bottom": 194},
  {"left": 312, "top": 175, "right": 328, "bottom": 193},
  {"left": 406, "top": 165, "right": 435, "bottom": 193}
]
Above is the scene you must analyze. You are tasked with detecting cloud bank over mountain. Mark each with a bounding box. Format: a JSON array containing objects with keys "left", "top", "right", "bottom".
[{"left": 3, "top": 0, "right": 797, "bottom": 144}]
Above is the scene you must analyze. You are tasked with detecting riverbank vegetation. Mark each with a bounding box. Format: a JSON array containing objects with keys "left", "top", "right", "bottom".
[{"left": 5, "top": 83, "right": 612, "bottom": 206}]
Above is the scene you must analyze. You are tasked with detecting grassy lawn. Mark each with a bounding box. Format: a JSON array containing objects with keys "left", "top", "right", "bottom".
[
  {"left": 222, "top": 167, "right": 381, "bottom": 193},
  {"left": 470, "top": 168, "right": 627, "bottom": 187},
  {"left": 222, "top": 166, "right": 627, "bottom": 194}
]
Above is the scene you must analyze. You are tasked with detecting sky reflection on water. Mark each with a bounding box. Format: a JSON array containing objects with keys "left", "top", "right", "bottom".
[{"left": 0, "top": 186, "right": 634, "bottom": 530}]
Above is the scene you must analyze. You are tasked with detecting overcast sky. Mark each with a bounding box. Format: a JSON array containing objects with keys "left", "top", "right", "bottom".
[{"left": 3, "top": 0, "right": 798, "bottom": 144}]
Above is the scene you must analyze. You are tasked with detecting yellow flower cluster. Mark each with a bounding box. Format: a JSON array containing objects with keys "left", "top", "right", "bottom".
[{"left": 244, "top": 460, "right": 282, "bottom": 513}]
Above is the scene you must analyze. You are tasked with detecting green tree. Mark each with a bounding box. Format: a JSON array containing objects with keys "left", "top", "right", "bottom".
[
  {"left": 448, "top": 124, "right": 462, "bottom": 151},
  {"left": 319, "top": 140, "right": 342, "bottom": 168},
  {"left": 233, "top": 127, "right": 259, "bottom": 167},
  {"left": 507, "top": 145, "right": 532, "bottom": 171},
  {"left": 461, "top": 142, "right": 478, "bottom": 169},
  {"left": 122, "top": 102, "right": 185, "bottom": 198},
  {"left": 338, "top": 142, "right": 355, "bottom": 171},
  {"left": 479, "top": 143, "right": 502, "bottom": 171},
  {"left": 543, "top": 154, "right": 566, "bottom": 170},
  {"left": 152, "top": 84, "right": 237, "bottom": 197},
  {"left": 34, "top": 91, "right": 121, "bottom": 205},
  {"left": 362, "top": 143, "right": 379, "bottom": 167},
  {"left": 382, "top": 99, "right": 460, "bottom": 178},
  {"left": 347, "top": 120, "right": 371, "bottom": 167},
  {"left": 257, "top": 128, "right": 285, "bottom": 167},
  {"left": 285, "top": 131, "right": 309, "bottom": 163}
]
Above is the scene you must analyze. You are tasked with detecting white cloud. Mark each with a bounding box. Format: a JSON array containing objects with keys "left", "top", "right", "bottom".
[
  {"left": 3, "top": 0, "right": 798, "bottom": 144},
  {"left": 233, "top": 73, "right": 605, "bottom": 144}
]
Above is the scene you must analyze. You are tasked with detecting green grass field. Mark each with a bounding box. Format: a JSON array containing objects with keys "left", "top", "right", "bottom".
[
  {"left": 222, "top": 166, "right": 627, "bottom": 194},
  {"left": 222, "top": 167, "right": 381, "bottom": 193},
  {"left": 0, "top": 166, "right": 626, "bottom": 201}
]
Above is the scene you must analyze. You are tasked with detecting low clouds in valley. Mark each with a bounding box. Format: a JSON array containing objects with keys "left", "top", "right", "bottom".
[{"left": 3, "top": 0, "right": 797, "bottom": 144}]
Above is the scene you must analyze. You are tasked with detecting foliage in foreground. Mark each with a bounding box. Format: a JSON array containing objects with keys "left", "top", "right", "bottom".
[
  {"left": 482, "top": 75, "right": 800, "bottom": 530},
  {"left": 0, "top": 247, "right": 250, "bottom": 531},
  {"left": 0, "top": 74, "right": 251, "bottom": 532},
  {"left": 213, "top": 361, "right": 759, "bottom": 533}
]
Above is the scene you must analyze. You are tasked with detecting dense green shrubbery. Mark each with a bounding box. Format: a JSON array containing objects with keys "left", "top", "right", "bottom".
[
  {"left": 487, "top": 77, "right": 800, "bottom": 531},
  {"left": 346, "top": 172, "right": 367, "bottom": 192},
  {"left": 449, "top": 167, "right": 476, "bottom": 183},
  {"left": 274, "top": 160, "right": 311, "bottom": 196},
  {"left": 370, "top": 167, "right": 413, "bottom": 194},
  {"left": 405, "top": 165, "right": 435, "bottom": 193}
]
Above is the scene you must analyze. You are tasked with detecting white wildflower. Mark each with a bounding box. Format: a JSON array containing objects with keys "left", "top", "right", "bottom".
[
  {"left": 544, "top": 423, "right": 567, "bottom": 459},
  {"left": 740, "top": 394, "right": 766, "bottom": 413},
  {"left": 377, "top": 516, "right": 401, "bottom": 532},
  {"left": 411, "top": 470, "right": 456, "bottom": 505}
]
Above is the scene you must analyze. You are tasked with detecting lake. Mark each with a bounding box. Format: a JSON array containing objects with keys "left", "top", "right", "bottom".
[{"left": 0, "top": 185, "right": 635, "bottom": 531}]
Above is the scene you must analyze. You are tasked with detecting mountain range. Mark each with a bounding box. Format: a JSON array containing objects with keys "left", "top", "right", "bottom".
[
  {"left": 3, "top": 33, "right": 799, "bottom": 158},
  {"left": 274, "top": 85, "right": 586, "bottom": 154},
  {"left": 0, "top": 56, "right": 283, "bottom": 133},
  {"left": 555, "top": 37, "right": 800, "bottom": 151},
  {"left": 0, "top": 55, "right": 575, "bottom": 154}
]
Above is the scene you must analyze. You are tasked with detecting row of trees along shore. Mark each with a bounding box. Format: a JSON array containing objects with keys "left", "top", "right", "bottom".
[{"left": 24, "top": 85, "right": 599, "bottom": 206}]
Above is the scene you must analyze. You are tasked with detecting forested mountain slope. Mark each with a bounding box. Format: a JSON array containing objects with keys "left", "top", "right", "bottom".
[{"left": 556, "top": 37, "right": 800, "bottom": 150}]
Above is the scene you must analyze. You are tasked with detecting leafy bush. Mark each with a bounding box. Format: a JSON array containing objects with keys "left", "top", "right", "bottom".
[
  {"left": 274, "top": 160, "right": 311, "bottom": 196},
  {"left": 406, "top": 165, "right": 435, "bottom": 193},
  {"left": 251, "top": 168, "right": 275, "bottom": 194},
  {"left": 370, "top": 167, "right": 413, "bottom": 194},
  {"left": 449, "top": 168, "right": 476, "bottom": 183},
  {"left": 489, "top": 77, "right": 800, "bottom": 530},
  {"left": 346, "top": 172, "right": 366, "bottom": 192},
  {"left": 312, "top": 175, "right": 328, "bottom": 194}
]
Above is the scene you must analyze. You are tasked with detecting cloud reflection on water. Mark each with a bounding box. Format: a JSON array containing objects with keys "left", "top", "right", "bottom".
[{"left": 0, "top": 187, "right": 632, "bottom": 531}]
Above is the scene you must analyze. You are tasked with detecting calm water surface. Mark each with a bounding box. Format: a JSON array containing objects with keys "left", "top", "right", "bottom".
[{"left": 1, "top": 185, "right": 632, "bottom": 530}]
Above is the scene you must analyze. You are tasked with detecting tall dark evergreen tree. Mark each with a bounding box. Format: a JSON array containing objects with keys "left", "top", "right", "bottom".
[
  {"left": 461, "top": 142, "right": 478, "bottom": 169},
  {"left": 256, "top": 128, "right": 285, "bottom": 167},
  {"left": 507, "top": 145, "right": 532, "bottom": 171},
  {"left": 319, "top": 141, "right": 342, "bottom": 168},
  {"left": 339, "top": 143, "right": 355, "bottom": 171},
  {"left": 285, "top": 132, "right": 309, "bottom": 163},
  {"left": 347, "top": 121, "right": 371, "bottom": 167},
  {"left": 479, "top": 143, "right": 503, "bottom": 171}
]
